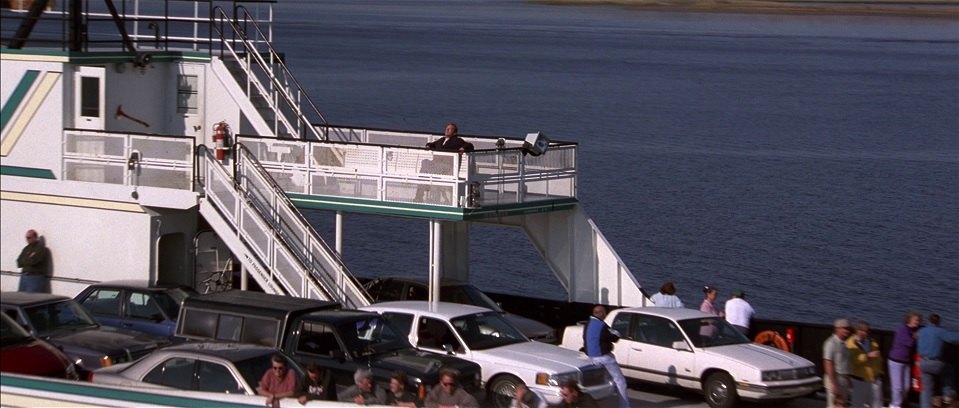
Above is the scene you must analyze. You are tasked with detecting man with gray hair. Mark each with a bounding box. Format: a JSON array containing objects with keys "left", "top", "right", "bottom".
[
  {"left": 824, "top": 318, "right": 853, "bottom": 407},
  {"left": 338, "top": 367, "right": 386, "bottom": 405}
]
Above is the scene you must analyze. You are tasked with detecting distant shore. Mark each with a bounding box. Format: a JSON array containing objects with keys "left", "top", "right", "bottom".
[{"left": 531, "top": 0, "right": 959, "bottom": 18}]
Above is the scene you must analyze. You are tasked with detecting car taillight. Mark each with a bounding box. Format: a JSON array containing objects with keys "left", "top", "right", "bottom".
[
  {"left": 86, "top": 372, "right": 94, "bottom": 382},
  {"left": 100, "top": 356, "right": 113, "bottom": 367},
  {"left": 418, "top": 384, "right": 426, "bottom": 400}
]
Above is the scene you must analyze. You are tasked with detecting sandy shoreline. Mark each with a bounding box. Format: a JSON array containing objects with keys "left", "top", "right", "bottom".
[{"left": 531, "top": 0, "right": 959, "bottom": 18}]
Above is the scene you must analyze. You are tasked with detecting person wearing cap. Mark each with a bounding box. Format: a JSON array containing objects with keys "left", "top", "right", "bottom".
[
  {"left": 724, "top": 290, "right": 754, "bottom": 336},
  {"left": 916, "top": 313, "right": 959, "bottom": 408},
  {"left": 824, "top": 318, "right": 853, "bottom": 408},
  {"left": 846, "top": 320, "right": 883, "bottom": 408}
]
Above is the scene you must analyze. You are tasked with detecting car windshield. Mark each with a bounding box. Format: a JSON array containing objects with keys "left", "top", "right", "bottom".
[
  {"left": 339, "top": 315, "right": 409, "bottom": 355},
  {"left": 443, "top": 285, "right": 504, "bottom": 313},
  {"left": 450, "top": 312, "right": 528, "bottom": 350},
  {"left": 25, "top": 300, "right": 98, "bottom": 336},
  {"left": 0, "top": 313, "right": 33, "bottom": 346},
  {"left": 235, "top": 352, "right": 303, "bottom": 392},
  {"left": 678, "top": 317, "right": 751, "bottom": 347}
]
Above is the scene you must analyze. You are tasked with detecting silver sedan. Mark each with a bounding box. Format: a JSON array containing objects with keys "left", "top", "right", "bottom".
[{"left": 89, "top": 342, "right": 302, "bottom": 395}]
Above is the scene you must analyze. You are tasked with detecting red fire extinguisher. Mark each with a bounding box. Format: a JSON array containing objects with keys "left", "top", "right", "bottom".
[{"left": 213, "top": 121, "right": 230, "bottom": 162}]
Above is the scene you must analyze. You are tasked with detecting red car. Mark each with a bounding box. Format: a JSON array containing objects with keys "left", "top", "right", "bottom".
[{"left": 0, "top": 312, "right": 79, "bottom": 380}]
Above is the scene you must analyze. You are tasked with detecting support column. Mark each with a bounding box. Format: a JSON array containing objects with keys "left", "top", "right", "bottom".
[
  {"left": 429, "top": 220, "right": 443, "bottom": 303},
  {"left": 335, "top": 211, "right": 344, "bottom": 255}
]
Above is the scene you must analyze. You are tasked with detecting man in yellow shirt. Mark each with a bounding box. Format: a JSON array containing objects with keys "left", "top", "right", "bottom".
[{"left": 847, "top": 320, "right": 884, "bottom": 408}]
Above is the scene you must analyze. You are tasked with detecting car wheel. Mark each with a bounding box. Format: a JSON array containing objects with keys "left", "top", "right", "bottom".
[
  {"left": 487, "top": 374, "right": 522, "bottom": 408},
  {"left": 703, "top": 372, "right": 738, "bottom": 408}
]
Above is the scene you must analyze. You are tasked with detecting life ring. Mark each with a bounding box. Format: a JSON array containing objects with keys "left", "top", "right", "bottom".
[{"left": 754, "top": 330, "right": 790, "bottom": 352}]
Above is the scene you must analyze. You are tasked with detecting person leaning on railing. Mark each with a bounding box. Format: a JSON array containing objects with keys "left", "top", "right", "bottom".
[{"left": 415, "top": 122, "right": 474, "bottom": 202}]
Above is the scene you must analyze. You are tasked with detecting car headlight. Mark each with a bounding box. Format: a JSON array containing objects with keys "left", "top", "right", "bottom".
[{"left": 535, "top": 371, "right": 579, "bottom": 387}]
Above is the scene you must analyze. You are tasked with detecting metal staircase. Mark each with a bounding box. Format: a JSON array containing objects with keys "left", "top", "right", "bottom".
[
  {"left": 212, "top": 6, "right": 327, "bottom": 140},
  {"left": 196, "top": 145, "right": 370, "bottom": 308}
]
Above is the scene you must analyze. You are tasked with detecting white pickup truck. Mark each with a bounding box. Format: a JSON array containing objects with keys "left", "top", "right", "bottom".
[{"left": 560, "top": 307, "right": 820, "bottom": 408}]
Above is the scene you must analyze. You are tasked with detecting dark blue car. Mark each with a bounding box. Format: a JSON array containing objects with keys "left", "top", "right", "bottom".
[{"left": 75, "top": 280, "right": 196, "bottom": 340}]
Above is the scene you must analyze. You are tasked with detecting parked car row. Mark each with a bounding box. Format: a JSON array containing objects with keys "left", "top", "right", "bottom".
[
  {"left": 1, "top": 291, "right": 170, "bottom": 374},
  {"left": 3, "top": 279, "right": 822, "bottom": 408}
]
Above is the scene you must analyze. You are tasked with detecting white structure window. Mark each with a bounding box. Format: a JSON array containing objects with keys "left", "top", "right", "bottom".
[{"left": 176, "top": 74, "right": 198, "bottom": 114}]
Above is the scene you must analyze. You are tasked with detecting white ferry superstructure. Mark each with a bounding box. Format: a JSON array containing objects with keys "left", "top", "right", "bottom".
[{"left": 0, "top": 0, "right": 649, "bottom": 310}]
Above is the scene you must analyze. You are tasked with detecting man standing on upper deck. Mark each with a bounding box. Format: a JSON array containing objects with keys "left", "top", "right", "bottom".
[
  {"left": 916, "top": 313, "right": 959, "bottom": 408},
  {"left": 415, "top": 122, "right": 475, "bottom": 202},
  {"left": 582, "top": 305, "right": 628, "bottom": 408},
  {"left": 426, "top": 122, "right": 473, "bottom": 153}
]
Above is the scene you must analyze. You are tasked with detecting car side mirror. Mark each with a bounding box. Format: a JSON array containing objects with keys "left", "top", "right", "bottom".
[
  {"left": 330, "top": 349, "right": 345, "bottom": 362},
  {"left": 150, "top": 313, "right": 164, "bottom": 323},
  {"left": 443, "top": 344, "right": 456, "bottom": 355},
  {"left": 672, "top": 341, "right": 691, "bottom": 352}
]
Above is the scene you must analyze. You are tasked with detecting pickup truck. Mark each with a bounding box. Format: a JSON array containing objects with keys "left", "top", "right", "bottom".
[
  {"left": 559, "top": 307, "right": 820, "bottom": 408},
  {"left": 175, "top": 290, "right": 483, "bottom": 400}
]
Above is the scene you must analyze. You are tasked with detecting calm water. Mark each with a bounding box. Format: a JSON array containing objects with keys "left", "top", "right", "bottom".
[{"left": 270, "top": 0, "right": 959, "bottom": 330}]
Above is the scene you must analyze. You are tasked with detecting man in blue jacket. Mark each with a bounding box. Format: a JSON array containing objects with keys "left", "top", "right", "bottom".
[
  {"left": 917, "top": 313, "right": 959, "bottom": 408},
  {"left": 582, "top": 305, "right": 628, "bottom": 408}
]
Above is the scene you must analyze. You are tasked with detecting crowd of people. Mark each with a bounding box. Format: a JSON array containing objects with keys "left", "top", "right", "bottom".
[
  {"left": 822, "top": 313, "right": 959, "bottom": 408},
  {"left": 256, "top": 363, "right": 482, "bottom": 407},
  {"left": 653, "top": 282, "right": 958, "bottom": 408}
]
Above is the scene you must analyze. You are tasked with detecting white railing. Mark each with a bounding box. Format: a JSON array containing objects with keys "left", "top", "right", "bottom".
[
  {"left": 232, "top": 145, "right": 370, "bottom": 307},
  {"left": 62, "top": 130, "right": 194, "bottom": 189},
  {"left": 197, "top": 145, "right": 369, "bottom": 307},
  {"left": 240, "top": 131, "right": 577, "bottom": 208}
]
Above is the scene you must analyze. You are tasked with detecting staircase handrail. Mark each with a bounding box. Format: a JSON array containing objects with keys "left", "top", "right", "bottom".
[
  {"left": 211, "top": 6, "right": 328, "bottom": 139},
  {"left": 232, "top": 143, "right": 371, "bottom": 307},
  {"left": 194, "top": 144, "right": 285, "bottom": 295}
]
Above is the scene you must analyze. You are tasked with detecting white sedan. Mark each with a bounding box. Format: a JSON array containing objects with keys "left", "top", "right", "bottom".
[
  {"left": 361, "top": 301, "right": 615, "bottom": 407},
  {"left": 560, "top": 307, "right": 821, "bottom": 408}
]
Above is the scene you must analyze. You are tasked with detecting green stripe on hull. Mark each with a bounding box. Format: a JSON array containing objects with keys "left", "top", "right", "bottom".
[
  {"left": 0, "top": 165, "right": 56, "bottom": 179},
  {"left": 0, "top": 375, "right": 260, "bottom": 407},
  {"left": 289, "top": 193, "right": 577, "bottom": 220},
  {"left": 0, "top": 70, "right": 40, "bottom": 133}
]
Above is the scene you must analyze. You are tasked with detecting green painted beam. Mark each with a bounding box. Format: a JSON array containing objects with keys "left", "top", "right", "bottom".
[
  {"left": 0, "top": 165, "right": 56, "bottom": 179},
  {"left": 289, "top": 193, "right": 577, "bottom": 221}
]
